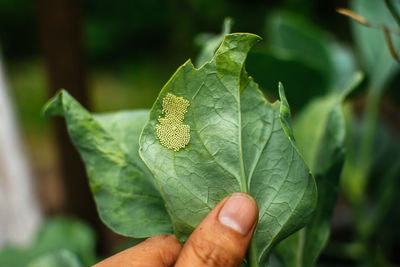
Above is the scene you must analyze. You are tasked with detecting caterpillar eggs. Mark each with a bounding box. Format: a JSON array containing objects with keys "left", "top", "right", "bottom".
[{"left": 156, "top": 93, "right": 190, "bottom": 151}]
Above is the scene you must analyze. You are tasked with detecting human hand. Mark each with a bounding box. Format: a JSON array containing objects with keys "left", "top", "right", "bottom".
[{"left": 94, "top": 193, "right": 259, "bottom": 267}]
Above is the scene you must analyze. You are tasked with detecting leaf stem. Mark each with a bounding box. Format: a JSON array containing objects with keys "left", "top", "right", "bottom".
[
  {"left": 247, "top": 239, "right": 259, "bottom": 267},
  {"left": 296, "top": 228, "right": 306, "bottom": 267}
]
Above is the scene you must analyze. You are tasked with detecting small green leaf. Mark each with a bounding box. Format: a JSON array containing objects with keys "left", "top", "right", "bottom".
[
  {"left": 44, "top": 93, "right": 172, "bottom": 237},
  {"left": 139, "top": 33, "right": 316, "bottom": 264}
]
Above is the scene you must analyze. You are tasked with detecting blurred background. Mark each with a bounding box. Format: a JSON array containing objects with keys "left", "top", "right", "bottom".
[{"left": 0, "top": 0, "right": 399, "bottom": 266}]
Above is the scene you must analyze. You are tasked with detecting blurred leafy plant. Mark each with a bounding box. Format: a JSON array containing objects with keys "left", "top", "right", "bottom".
[
  {"left": 333, "top": 1, "right": 400, "bottom": 265},
  {"left": 0, "top": 217, "right": 96, "bottom": 267},
  {"left": 338, "top": 0, "right": 400, "bottom": 208}
]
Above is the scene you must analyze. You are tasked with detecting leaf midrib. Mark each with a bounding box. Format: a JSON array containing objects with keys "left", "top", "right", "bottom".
[
  {"left": 238, "top": 73, "right": 248, "bottom": 193},
  {"left": 245, "top": 108, "right": 275, "bottom": 190}
]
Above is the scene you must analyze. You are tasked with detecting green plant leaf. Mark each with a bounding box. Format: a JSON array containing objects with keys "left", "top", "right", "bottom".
[
  {"left": 254, "top": 10, "right": 356, "bottom": 111},
  {"left": 341, "top": 0, "right": 400, "bottom": 207},
  {"left": 0, "top": 217, "right": 96, "bottom": 267},
  {"left": 274, "top": 72, "right": 363, "bottom": 266},
  {"left": 266, "top": 10, "right": 334, "bottom": 84},
  {"left": 28, "top": 249, "right": 83, "bottom": 267},
  {"left": 139, "top": 33, "right": 317, "bottom": 264},
  {"left": 267, "top": 10, "right": 357, "bottom": 90},
  {"left": 351, "top": 0, "right": 399, "bottom": 89},
  {"left": 43, "top": 96, "right": 173, "bottom": 237}
]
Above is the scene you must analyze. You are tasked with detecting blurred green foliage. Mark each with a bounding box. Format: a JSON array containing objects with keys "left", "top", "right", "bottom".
[
  {"left": 0, "top": 217, "right": 96, "bottom": 267},
  {"left": 27, "top": 250, "right": 83, "bottom": 267}
]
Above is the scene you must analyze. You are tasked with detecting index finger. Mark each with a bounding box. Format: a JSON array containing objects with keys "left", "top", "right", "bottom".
[{"left": 93, "top": 235, "right": 182, "bottom": 267}]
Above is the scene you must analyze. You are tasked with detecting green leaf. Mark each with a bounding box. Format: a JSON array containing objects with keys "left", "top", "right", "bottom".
[
  {"left": 139, "top": 33, "right": 316, "bottom": 264},
  {"left": 253, "top": 10, "right": 356, "bottom": 111},
  {"left": 43, "top": 94, "right": 172, "bottom": 237},
  {"left": 266, "top": 10, "right": 334, "bottom": 85},
  {"left": 28, "top": 250, "right": 83, "bottom": 267},
  {"left": 274, "top": 73, "right": 363, "bottom": 266},
  {"left": 0, "top": 217, "right": 96, "bottom": 267},
  {"left": 267, "top": 10, "right": 357, "bottom": 90},
  {"left": 351, "top": 0, "right": 399, "bottom": 89},
  {"left": 342, "top": 0, "right": 400, "bottom": 206}
]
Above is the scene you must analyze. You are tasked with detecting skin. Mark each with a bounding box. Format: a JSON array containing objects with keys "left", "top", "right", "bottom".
[{"left": 94, "top": 193, "right": 259, "bottom": 267}]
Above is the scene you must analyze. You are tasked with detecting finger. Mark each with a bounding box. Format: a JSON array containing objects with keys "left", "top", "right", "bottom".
[
  {"left": 93, "top": 235, "right": 182, "bottom": 267},
  {"left": 175, "top": 193, "right": 258, "bottom": 267}
]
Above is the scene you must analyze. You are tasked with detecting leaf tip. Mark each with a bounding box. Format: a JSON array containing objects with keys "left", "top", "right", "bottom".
[
  {"left": 222, "top": 32, "right": 262, "bottom": 50},
  {"left": 278, "top": 82, "right": 286, "bottom": 99},
  {"left": 340, "top": 71, "right": 364, "bottom": 100},
  {"left": 43, "top": 89, "right": 69, "bottom": 117},
  {"left": 278, "top": 82, "right": 295, "bottom": 140}
]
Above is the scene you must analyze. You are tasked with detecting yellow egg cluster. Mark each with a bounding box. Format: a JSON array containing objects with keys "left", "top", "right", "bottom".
[{"left": 156, "top": 93, "right": 190, "bottom": 151}]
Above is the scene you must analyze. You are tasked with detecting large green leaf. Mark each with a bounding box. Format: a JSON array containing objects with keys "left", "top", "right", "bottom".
[
  {"left": 43, "top": 97, "right": 172, "bottom": 237},
  {"left": 0, "top": 217, "right": 95, "bottom": 267},
  {"left": 28, "top": 250, "right": 83, "bottom": 267},
  {"left": 139, "top": 33, "right": 316, "bottom": 264},
  {"left": 274, "top": 73, "right": 363, "bottom": 266}
]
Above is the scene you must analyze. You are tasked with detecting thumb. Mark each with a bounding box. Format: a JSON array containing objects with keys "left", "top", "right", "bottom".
[{"left": 175, "top": 193, "right": 258, "bottom": 267}]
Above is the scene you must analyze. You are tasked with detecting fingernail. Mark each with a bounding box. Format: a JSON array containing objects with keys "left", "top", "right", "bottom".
[{"left": 218, "top": 193, "right": 258, "bottom": 235}]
